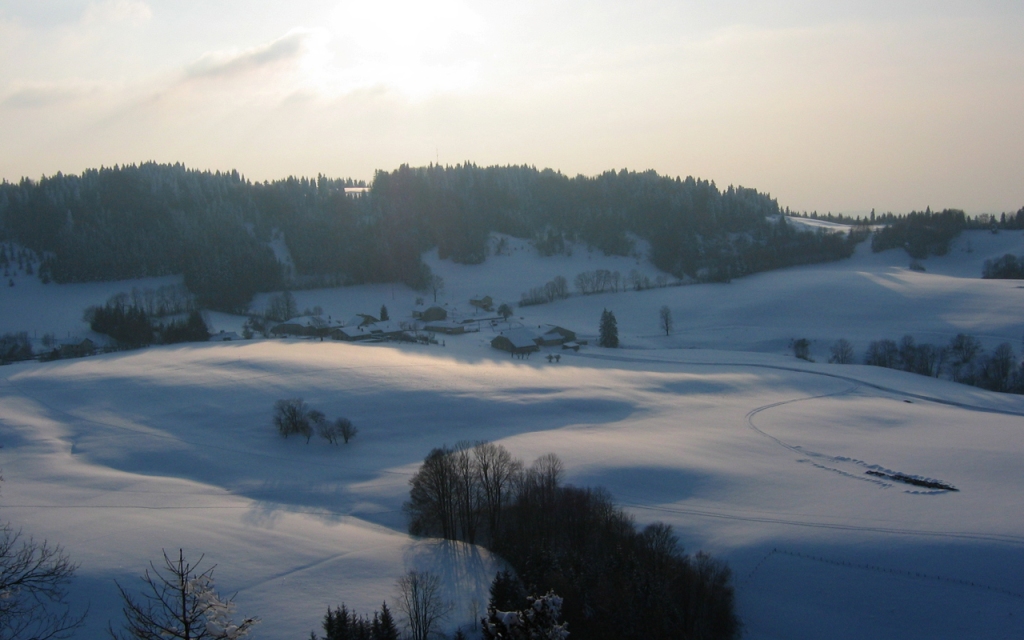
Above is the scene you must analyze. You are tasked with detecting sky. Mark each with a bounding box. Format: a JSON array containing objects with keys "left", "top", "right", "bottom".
[{"left": 0, "top": 0, "right": 1022, "bottom": 214}]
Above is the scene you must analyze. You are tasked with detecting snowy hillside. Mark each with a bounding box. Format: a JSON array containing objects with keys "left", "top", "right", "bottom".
[{"left": 1, "top": 229, "right": 1023, "bottom": 638}]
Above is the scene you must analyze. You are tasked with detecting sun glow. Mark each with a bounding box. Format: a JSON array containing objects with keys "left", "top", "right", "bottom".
[{"left": 298, "top": 0, "right": 488, "bottom": 99}]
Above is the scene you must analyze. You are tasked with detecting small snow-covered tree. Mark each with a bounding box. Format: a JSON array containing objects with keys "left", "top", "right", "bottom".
[
  {"left": 481, "top": 591, "right": 568, "bottom": 640},
  {"left": 110, "top": 549, "right": 258, "bottom": 640}
]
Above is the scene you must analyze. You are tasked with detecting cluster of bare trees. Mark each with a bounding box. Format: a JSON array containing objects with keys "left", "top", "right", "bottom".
[
  {"left": 115, "top": 285, "right": 197, "bottom": 318},
  {"left": 404, "top": 444, "right": 740, "bottom": 639},
  {"left": 273, "top": 399, "right": 357, "bottom": 445},
  {"left": 574, "top": 269, "right": 621, "bottom": 295},
  {"left": 519, "top": 276, "right": 569, "bottom": 307},
  {"left": 404, "top": 442, "right": 535, "bottom": 546},
  {"left": 836, "top": 333, "right": 1024, "bottom": 394}
]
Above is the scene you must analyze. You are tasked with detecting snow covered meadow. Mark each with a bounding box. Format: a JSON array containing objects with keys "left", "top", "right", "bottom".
[{"left": 1, "top": 228, "right": 1023, "bottom": 638}]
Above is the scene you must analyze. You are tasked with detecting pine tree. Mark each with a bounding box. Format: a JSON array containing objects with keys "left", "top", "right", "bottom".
[
  {"left": 488, "top": 570, "right": 528, "bottom": 612},
  {"left": 599, "top": 309, "right": 618, "bottom": 348},
  {"left": 380, "top": 305, "right": 389, "bottom": 321},
  {"left": 375, "top": 602, "right": 399, "bottom": 640}
]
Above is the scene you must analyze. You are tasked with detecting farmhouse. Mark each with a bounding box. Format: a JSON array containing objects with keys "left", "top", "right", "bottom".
[
  {"left": 538, "top": 325, "right": 577, "bottom": 346},
  {"left": 470, "top": 295, "right": 494, "bottom": 312},
  {"left": 413, "top": 306, "right": 447, "bottom": 322},
  {"left": 330, "top": 326, "right": 371, "bottom": 342},
  {"left": 423, "top": 321, "right": 466, "bottom": 335},
  {"left": 345, "top": 314, "right": 378, "bottom": 328},
  {"left": 58, "top": 338, "right": 96, "bottom": 358},
  {"left": 270, "top": 322, "right": 308, "bottom": 337},
  {"left": 491, "top": 328, "right": 541, "bottom": 355}
]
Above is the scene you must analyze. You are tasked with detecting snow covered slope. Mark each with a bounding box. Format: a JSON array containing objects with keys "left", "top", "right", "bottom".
[
  {"left": 1, "top": 340, "right": 1023, "bottom": 638},
  {"left": 1, "top": 229, "right": 1023, "bottom": 638}
]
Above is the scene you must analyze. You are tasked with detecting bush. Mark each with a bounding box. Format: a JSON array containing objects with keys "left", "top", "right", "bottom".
[
  {"left": 828, "top": 339, "right": 854, "bottom": 364},
  {"left": 273, "top": 398, "right": 314, "bottom": 443},
  {"left": 791, "top": 338, "right": 812, "bottom": 361}
]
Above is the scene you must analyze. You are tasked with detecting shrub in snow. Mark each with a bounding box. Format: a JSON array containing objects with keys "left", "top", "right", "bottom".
[
  {"left": 481, "top": 591, "right": 568, "bottom": 640},
  {"left": 273, "top": 398, "right": 315, "bottom": 443}
]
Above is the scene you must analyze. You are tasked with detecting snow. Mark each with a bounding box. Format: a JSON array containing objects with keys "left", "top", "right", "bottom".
[{"left": 1, "top": 230, "right": 1023, "bottom": 638}]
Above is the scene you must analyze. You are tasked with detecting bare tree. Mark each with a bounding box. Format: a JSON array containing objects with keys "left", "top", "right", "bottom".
[
  {"left": 0, "top": 522, "right": 85, "bottom": 640},
  {"left": 337, "top": 418, "right": 358, "bottom": 444},
  {"left": 272, "top": 399, "right": 314, "bottom": 443},
  {"left": 658, "top": 306, "right": 673, "bottom": 337},
  {"left": 429, "top": 275, "right": 445, "bottom": 303},
  {"left": 395, "top": 571, "right": 452, "bottom": 640},
  {"left": 472, "top": 442, "right": 522, "bottom": 543},
  {"left": 828, "top": 339, "right": 854, "bottom": 364},
  {"left": 110, "top": 549, "right": 258, "bottom": 640},
  {"left": 451, "top": 444, "right": 479, "bottom": 544},
  {"left": 405, "top": 447, "right": 458, "bottom": 540}
]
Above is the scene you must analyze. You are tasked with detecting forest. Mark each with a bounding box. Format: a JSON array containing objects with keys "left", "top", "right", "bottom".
[{"left": 0, "top": 163, "right": 862, "bottom": 311}]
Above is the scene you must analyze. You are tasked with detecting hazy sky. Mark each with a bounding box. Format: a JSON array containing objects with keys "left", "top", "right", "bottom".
[{"left": 1, "top": 0, "right": 1022, "bottom": 213}]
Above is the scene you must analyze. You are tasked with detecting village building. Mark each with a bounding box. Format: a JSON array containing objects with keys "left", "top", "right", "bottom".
[
  {"left": 270, "top": 322, "right": 308, "bottom": 337},
  {"left": 537, "top": 325, "right": 577, "bottom": 346},
  {"left": 413, "top": 306, "right": 447, "bottom": 322},
  {"left": 423, "top": 320, "right": 466, "bottom": 335},
  {"left": 490, "top": 328, "right": 541, "bottom": 355},
  {"left": 57, "top": 338, "right": 96, "bottom": 358},
  {"left": 469, "top": 295, "right": 494, "bottom": 312}
]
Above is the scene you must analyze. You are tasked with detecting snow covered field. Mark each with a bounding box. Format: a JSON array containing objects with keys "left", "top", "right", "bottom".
[{"left": 1, "top": 229, "right": 1023, "bottom": 638}]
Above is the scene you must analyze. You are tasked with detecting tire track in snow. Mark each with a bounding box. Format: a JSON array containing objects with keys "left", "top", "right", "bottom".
[{"left": 741, "top": 383, "right": 894, "bottom": 488}]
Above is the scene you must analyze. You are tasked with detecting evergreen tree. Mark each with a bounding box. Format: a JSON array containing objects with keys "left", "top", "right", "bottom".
[
  {"left": 488, "top": 570, "right": 528, "bottom": 612},
  {"left": 599, "top": 309, "right": 618, "bottom": 348},
  {"left": 375, "top": 603, "right": 399, "bottom": 640},
  {"left": 380, "top": 305, "right": 389, "bottom": 321}
]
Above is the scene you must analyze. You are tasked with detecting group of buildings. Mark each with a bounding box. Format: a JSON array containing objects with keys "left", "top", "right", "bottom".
[{"left": 267, "top": 297, "right": 583, "bottom": 357}]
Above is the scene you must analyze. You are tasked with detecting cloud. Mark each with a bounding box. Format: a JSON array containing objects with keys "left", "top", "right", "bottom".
[
  {"left": 1, "top": 81, "right": 99, "bottom": 108},
  {"left": 82, "top": 0, "right": 152, "bottom": 26},
  {"left": 185, "top": 30, "right": 311, "bottom": 80}
]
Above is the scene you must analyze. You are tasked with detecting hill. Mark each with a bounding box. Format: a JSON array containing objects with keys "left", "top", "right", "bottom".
[
  {"left": 0, "top": 226, "right": 1023, "bottom": 637},
  {"left": 0, "top": 163, "right": 859, "bottom": 311}
]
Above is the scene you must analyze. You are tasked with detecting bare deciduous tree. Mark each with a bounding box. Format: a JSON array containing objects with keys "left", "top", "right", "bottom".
[
  {"left": 0, "top": 521, "right": 85, "bottom": 640},
  {"left": 828, "top": 339, "right": 854, "bottom": 364},
  {"left": 395, "top": 571, "right": 452, "bottom": 640},
  {"left": 338, "top": 418, "right": 358, "bottom": 444},
  {"left": 319, "top": 417, "right": 358, "bottom": 445},
  {"left": 110, "top": 549, "right": 258, "bottom": 640},
  {"left": 429, "top": 275, "right": 445, "bottom": 303},
  {"left": 473, "top": 442, "right": 522, "bottom": 543},
  {"left": 273, "top": 399, "right": 314, "bottom": 443},
  {"left": 658, "top": 306, "right": 673, "bottom": 337}
]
